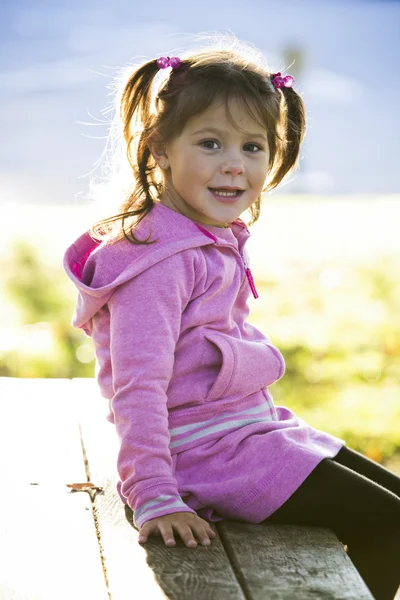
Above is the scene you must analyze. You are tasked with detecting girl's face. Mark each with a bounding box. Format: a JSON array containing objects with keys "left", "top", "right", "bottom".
[{"left": 152, "top": 98, "right": 270, "bottom": 227}]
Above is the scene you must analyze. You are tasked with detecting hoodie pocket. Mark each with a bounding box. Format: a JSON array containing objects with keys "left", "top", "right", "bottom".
[
  {"left": 202, "top": 331, "right": 285, "bottom": 402},
  {"left": 202, "top": 332, "right": 235, "bottom": 401}
]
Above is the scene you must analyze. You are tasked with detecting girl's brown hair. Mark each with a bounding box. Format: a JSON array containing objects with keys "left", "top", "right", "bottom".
[{"left": 87, "top": 33, "right": 306, "bottom": 246}]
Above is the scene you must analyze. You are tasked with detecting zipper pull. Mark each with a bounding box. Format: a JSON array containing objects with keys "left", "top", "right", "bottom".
[
  {"left": 240, "top": 252, "right": 259, "bottom": 299},
  {"left": 245, "top": 267, "right": 259, "bottom": 299}
]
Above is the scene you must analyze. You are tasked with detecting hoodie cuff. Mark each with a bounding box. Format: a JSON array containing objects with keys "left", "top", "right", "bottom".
[{"left": 132, "top": 490, "right": 197, "bottom": 529}]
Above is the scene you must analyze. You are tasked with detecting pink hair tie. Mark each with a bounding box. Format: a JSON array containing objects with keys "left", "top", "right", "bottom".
[
  {"left": 157, "top": 56, "right": 182, "bottom": 70},
  {"left": 272, "top": 72, "right": 295, "bottom": 89}
]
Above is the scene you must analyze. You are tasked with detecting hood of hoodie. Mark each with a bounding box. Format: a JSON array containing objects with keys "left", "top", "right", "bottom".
[{"left": 63, "top": 201, "right": 254, "bottom": 334}]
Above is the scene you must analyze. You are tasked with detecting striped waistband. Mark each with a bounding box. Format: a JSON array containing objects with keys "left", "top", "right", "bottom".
[{"left": 169, "top": 393, "right": 278, "bottom": 454}]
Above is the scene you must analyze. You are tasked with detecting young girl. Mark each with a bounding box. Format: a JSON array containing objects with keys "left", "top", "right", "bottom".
[{"left": 63, "top": 35, "right": 400, "bottom": 600}]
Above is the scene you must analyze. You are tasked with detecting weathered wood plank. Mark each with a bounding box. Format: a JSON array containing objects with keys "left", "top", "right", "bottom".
[
  {"left": 0, "top": 377, "right": 108, "bottom": 600},
  {"left": 73, "top": 377, "right": 247, "bottom": 600},
  {"left": 1, "top": 376, "right": 377, "bottom": 600},
  {"left": 217, "top": 521, "right": 374, "bottom": 599}
]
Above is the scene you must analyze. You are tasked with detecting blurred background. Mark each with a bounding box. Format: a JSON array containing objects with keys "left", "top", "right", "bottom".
[{"left": 1, "top": 0, "right": 399, "bottom": 469}]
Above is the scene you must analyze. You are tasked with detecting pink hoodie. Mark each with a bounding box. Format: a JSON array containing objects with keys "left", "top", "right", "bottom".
[{"left": 63, "top": 201, "right": 345, "bottom": 529}]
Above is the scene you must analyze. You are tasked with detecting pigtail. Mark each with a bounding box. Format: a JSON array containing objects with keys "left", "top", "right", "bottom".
[
  {"left": 120, "top": 59, "right": 159, "bottom": 166},
  {"left": 90, "top": 59, "right": 163, "bottom": 246},
  {"left": 265, "top": 76, "right": 306, "bottom": 191},
  {"left": 281, "top": 84, "right": 306, "bottom": 172},
  {"left": 120, "top": 59, "right": 162, "bottom": 223}
]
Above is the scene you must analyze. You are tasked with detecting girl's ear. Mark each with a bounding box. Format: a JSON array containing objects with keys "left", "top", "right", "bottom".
[{"left": 148, "top": 136, "right": 170, "bottom": 170}]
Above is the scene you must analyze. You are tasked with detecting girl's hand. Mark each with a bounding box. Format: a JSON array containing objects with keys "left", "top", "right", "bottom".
[{"left": 137, "top": 511, "right": 217, "bottom": 548}]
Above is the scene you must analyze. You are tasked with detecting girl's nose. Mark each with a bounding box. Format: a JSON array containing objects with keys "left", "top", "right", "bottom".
[{"left": 221, "top": 161, "right": 245, "bottom": 176}]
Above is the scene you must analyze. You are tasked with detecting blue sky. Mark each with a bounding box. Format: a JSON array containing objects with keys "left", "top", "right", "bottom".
[{"left": 1, "top": 0, "right": 399, "bottom": 205}]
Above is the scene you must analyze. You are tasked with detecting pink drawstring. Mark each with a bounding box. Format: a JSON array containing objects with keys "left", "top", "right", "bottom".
[{"left": 245, "top": 268, "right": 259, "bottom": 299}]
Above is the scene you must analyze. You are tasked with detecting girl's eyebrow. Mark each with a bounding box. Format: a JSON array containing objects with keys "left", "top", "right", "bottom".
[{"left": 190, "top": 126, "right": 267, "bottom": 141}]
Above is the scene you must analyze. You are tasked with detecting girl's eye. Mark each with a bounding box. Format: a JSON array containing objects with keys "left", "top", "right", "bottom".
[
  {"left": 200, "top": 140, "right": 262, "bottom": 152},
  {"left": 244, "top": 143, "right": 262, "bottom": 153},
  {"left": 200, "top": 140, "right": 219, "bottom": 150}
]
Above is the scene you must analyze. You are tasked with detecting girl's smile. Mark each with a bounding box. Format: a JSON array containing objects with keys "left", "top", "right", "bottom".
[
  {"left": 208, "top": 188, "right": 245, "bottom": 204},
  {"left": 150, "top": 98, "right": 270, "bottom": 227}
]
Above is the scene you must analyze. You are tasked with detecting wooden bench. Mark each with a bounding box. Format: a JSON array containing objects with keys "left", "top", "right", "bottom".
[{"left": 0, "top": 377, "right": 375, "bottom": 599}]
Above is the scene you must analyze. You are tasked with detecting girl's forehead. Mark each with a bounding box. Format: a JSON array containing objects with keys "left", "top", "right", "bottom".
[{"left": 185, "top": 100, "right": 264, "bottom": 135}]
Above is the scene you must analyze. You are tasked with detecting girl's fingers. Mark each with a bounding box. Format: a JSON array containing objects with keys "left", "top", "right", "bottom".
[
  {"left": 194, "top": 526, "right": 215, "bottom": 545},
  {"left": 161, "top": 522, "right": 196, "bottom": 547},
  {"left": 166, "top": 537, "right": 176, "bottom": 546},
  {"left": 179, "top": 524, "right": 200, "bottom": 547},
  {"left": 199, "top": 518, "right": 216, "bottom": 538},
  {"left": 159, "top": 525, "right": 176, "bottom": 546},
  {"left": 138, "top": 530, "right": 148, "bottom": 543},
  {"left": 138, "top": 523, "right": 153, "bottom": 543},
  {"left": 138, "top": 520, "right": 216, "bottom": 547}
]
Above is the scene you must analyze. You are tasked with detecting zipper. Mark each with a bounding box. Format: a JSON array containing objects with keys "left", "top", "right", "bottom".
[{"left": 194, "top": 222, "right": 259, "bottom": 299}]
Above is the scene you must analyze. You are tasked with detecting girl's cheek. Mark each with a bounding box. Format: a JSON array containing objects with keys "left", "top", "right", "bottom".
[{"left": 190, "top": 158, "right": 211, "bottom": 177}]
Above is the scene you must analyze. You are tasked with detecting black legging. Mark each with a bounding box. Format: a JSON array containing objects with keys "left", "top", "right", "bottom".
[{"left": 263, "top": 445, "right": 400, "bottom": 600}]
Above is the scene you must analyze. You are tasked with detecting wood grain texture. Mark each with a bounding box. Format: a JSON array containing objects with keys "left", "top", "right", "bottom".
[
  {"left": 217, "top": 520, "right": 374, "bottom": 599},
  {"left": 0, "top": 377, "right": 108, "bottom": 600}
]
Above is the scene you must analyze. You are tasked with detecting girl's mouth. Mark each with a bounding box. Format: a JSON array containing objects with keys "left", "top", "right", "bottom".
[{"left": 208, "top": 188, "right": 244, "bottom": 203}]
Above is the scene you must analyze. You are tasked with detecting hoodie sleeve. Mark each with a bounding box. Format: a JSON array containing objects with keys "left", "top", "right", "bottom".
[{"left": 106, "top": 248, "right": 200, "bottom": 529}]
